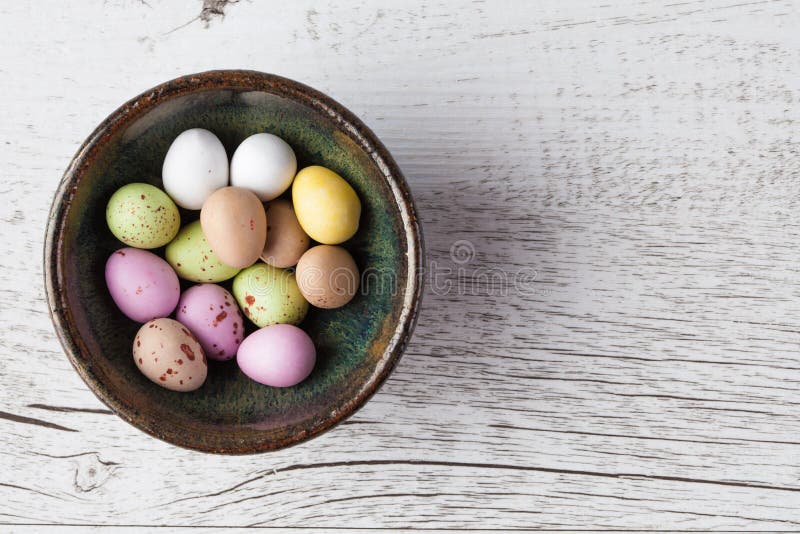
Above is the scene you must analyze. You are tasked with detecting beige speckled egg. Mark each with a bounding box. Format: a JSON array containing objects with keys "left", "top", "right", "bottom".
[
  {"left": 296, "top": 245, "right": 360, "bottom": 309},
  {"left": 200, "top": 186, "right": 267, "bottom": 269},
  {"left": 260, "top": 199, "right": 310, "bottom": 268},
  {"left": 133, "top": 318, "right": 207, "bottom": 392}
]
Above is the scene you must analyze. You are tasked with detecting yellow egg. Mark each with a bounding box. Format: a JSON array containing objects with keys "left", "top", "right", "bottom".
[{"left": 292, "top": 166, "right": 361, "bottom": 244}]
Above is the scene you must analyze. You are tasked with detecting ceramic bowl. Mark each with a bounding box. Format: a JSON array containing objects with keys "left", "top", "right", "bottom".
[{"left": 44, "top": 70, "right": 423, "bottom": 453}]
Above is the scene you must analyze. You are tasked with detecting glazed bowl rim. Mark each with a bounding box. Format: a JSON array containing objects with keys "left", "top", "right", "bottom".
[{"left": 43, "top": 69, "right": 424, "bottom": 454}]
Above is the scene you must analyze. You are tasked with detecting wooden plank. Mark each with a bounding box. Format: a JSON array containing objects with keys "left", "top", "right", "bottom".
[{"left": 1, "top": 0, "right": 800, "bottom": 529}]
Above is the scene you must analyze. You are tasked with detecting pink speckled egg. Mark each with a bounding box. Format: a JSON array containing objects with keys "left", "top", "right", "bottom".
[
  {"left": 105, "top": 248, "right": 180, "bottom": 322},
  {"left": 237, "top": 324, "right": 316, "bottom": 387},
  {"left": 176, "top": 284, "right": 243, "bottom": 361}
]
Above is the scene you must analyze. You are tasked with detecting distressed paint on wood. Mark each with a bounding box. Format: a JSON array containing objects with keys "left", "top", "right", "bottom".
[{"left": 1, "top": 0, "right": 800, "bottom": 530}]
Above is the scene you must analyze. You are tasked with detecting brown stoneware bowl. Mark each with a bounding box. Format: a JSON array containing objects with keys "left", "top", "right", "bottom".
[{"left": 44, "top": 70, "right": 423, "bottom": 453}]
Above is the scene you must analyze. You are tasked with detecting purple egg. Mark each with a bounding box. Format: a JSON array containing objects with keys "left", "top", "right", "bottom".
[
  {"left": 105, "top": 248, "right": 180, "bottom": 322},
  {"left": 237, "top": 324, "right": 316, "bottom": 387},
  {"left": 176, "top": 284, "right": 243, "bottom": 361}
]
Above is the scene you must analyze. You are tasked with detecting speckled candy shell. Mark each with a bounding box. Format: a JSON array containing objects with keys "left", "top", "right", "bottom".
[
  {"left": 105, "top": 248, "right": 180, "bottom": 322},
  {"left": 176, "top": 284, "right": 243, "bottom": 361},
  {"left": 232, "top": 263, "right": 308, "bottom": 327},
  {"left": 165, "top": 221, "right": 241, "bottom": 283},
  {"left": 106, "top": 183, "right": 180, "bottom": 248}
]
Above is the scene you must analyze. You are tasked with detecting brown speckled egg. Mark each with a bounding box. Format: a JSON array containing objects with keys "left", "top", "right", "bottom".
[
  {"left": 133, "top": 318, "right": 207, "bottom": 392},
  {"left": 296, "top": 245, "right": 360, "bottom": 309},
  {"left": 200, "top": 186, "right": 266, "bottom": 269},
  {"left": 260, "top": 199, "right": 310, "bottom": 268}
]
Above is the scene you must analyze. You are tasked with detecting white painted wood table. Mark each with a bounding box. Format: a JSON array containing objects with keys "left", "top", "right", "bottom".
[{"left": 2, "top": 0, "right": 800, "bottom": 530}]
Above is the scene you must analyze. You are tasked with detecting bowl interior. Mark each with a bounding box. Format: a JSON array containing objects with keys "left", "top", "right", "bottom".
[{"left": 52, "top": 76, "right": 415, "bottom": 452}]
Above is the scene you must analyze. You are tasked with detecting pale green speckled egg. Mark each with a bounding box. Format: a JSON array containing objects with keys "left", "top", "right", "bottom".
[
  {"left": 233, "top": 263, "right": 309, "bottom": 327},
  {"left": 165, "top": 221, "right": 240, "bottom": 283},
  {"left": 106, "top": 183, "right": 180, "bottom": 248}
]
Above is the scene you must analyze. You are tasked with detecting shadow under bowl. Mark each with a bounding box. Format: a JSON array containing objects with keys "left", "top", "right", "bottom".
[{"left": 44, "top": 70, "right": 423, "bottom": 453}]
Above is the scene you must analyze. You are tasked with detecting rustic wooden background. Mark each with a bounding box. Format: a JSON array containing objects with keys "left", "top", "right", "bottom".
[{"left": 2, "top": 0, "right": 800, "bottom": 531}]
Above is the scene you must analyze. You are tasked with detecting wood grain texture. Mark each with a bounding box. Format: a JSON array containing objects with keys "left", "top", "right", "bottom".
[{"left": 2, "top": 0, "right": 800, "bottom": 530}]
